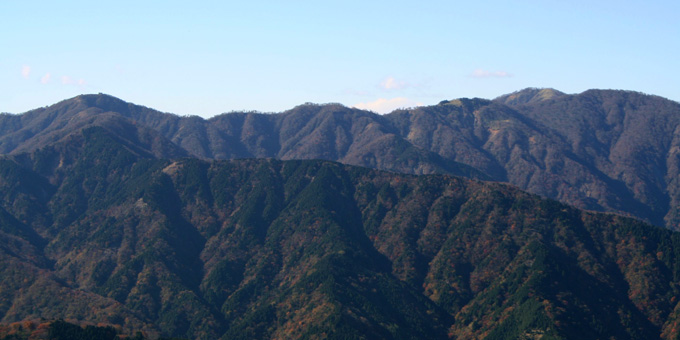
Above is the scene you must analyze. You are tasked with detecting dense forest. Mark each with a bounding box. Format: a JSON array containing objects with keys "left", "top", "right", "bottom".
[
  {"left": 0, "top": 319, "right": 186, "bottom": 340},
  {"left": 2, "top": 120, "right": 680, "bottom": 338}
]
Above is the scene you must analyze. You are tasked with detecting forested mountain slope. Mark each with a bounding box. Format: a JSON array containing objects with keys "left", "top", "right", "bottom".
[{"left": 2, "top": 126, "right": 680, "bottom": 338}]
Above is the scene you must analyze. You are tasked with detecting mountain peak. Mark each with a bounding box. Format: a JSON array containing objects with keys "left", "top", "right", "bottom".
[
  {"left": 436, "top": 97, "right": 492, "bottom": 111},
  {"left": 494, "top": 87, "right": 566, "bottom": 106},
  {"left": 68, "top": 93, "right": 132, "bottom": 112}
]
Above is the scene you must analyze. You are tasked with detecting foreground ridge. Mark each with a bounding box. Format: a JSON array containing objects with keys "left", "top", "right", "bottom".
[{"left": 1, "top": 126, "right": 680, "bottom": 338}]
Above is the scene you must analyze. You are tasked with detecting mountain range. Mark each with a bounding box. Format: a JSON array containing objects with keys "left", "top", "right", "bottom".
[
  {"left": 2, "top": 89, "right": 680, "bottom": 339},
  {"left": 2, "top": 88, "right": 680, "bottom": 229}
]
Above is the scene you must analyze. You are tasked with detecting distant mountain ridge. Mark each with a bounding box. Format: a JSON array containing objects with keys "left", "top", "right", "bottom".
[
  {"left": 494, "top": 87, "right": 566, "bottom": 105},
  {"left": 3, "top": 88, "right": 680, "bottom": 230}
]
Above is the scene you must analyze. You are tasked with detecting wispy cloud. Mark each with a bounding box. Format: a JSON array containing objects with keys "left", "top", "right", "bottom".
[
  {"left": 353, "top": 97, "right": 424, "bottom": 114},
  {"left": 380, "top": 77, "right": 408, "bottom": 90},
  {"left": 61, "top": 75, "right": 87, "bottom": 86},
  {"left": 40, "top": 73, "right": 51, "bottom": 84},
  {"left": 470, "top": 69, "right": 513, "bottom": 78},
  {"left": 24, "top": 67, "right": 86, "bottom": 87},
  {"left": 21, "top": 65, "right": 31, "bottom": 79}
]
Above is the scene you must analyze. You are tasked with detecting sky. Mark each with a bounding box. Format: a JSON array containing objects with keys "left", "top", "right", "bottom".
[{"left": 1, "top": 1, "right": 679, "bottom": 117}]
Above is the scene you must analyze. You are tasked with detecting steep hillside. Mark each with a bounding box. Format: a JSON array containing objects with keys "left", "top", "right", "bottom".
[
  {"left": 391, "top": 90, "right": 680, "bottom": 229},
  {"left": 3, "top": 89, "right": 680, "bottom": 231},
  {"left": 388, "top": 91, "right": 680, "bottom": 228},
  {"left": 2, "top": 128, "right": 680, "bottom": 338},
  {"left": 507, "top": 89, "right": 680, "bottom": 229}
]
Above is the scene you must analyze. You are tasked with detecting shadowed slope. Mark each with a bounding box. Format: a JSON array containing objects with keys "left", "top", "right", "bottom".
[{"left": 1, "top": 129, "right": 680, "bottom": 338}]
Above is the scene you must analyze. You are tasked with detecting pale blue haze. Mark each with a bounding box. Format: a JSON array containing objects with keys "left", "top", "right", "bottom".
[{"left": 1, "top": 1, "right": 678, "bottom": 116}]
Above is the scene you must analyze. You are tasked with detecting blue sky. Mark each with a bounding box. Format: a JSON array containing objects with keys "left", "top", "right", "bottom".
[{"left": 2, "top": 1, "right": 678, "bottom": 116}]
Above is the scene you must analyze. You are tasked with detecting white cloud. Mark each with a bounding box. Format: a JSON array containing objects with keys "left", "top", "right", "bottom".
[
  {"left": 353, "top": 97, "right": 424, "bottom": 114},
  {"left": 60, "top": 76, "right": 87, "bottom": 86},
  {"left": 28, "top": 69, "right": 85, "bottom": 87},
  {"left": 380, "top": 77, "right": 408, "bottom": 90},
  {"left": 470, "top": 69, "right": 513, "bottom": 78},
  {"left": 21, "top": 65, "right": 31, "bottom": 79},
  {"left": 40, "top": 73, "right": 51, "bottom": 84}
]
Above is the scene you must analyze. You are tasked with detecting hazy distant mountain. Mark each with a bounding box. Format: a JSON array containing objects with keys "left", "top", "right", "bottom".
[
  {"left": 0, "top": 95, "right": 483, "bottom": 179},
  {"left": 3, "top": 89, "right": 680, "bottom": 230},
  {"left": 2, "top": 129, "right": 680, "bottom": 339},
  {"left": 393, "top": 89, "right": 680, "bottom": 229}
]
